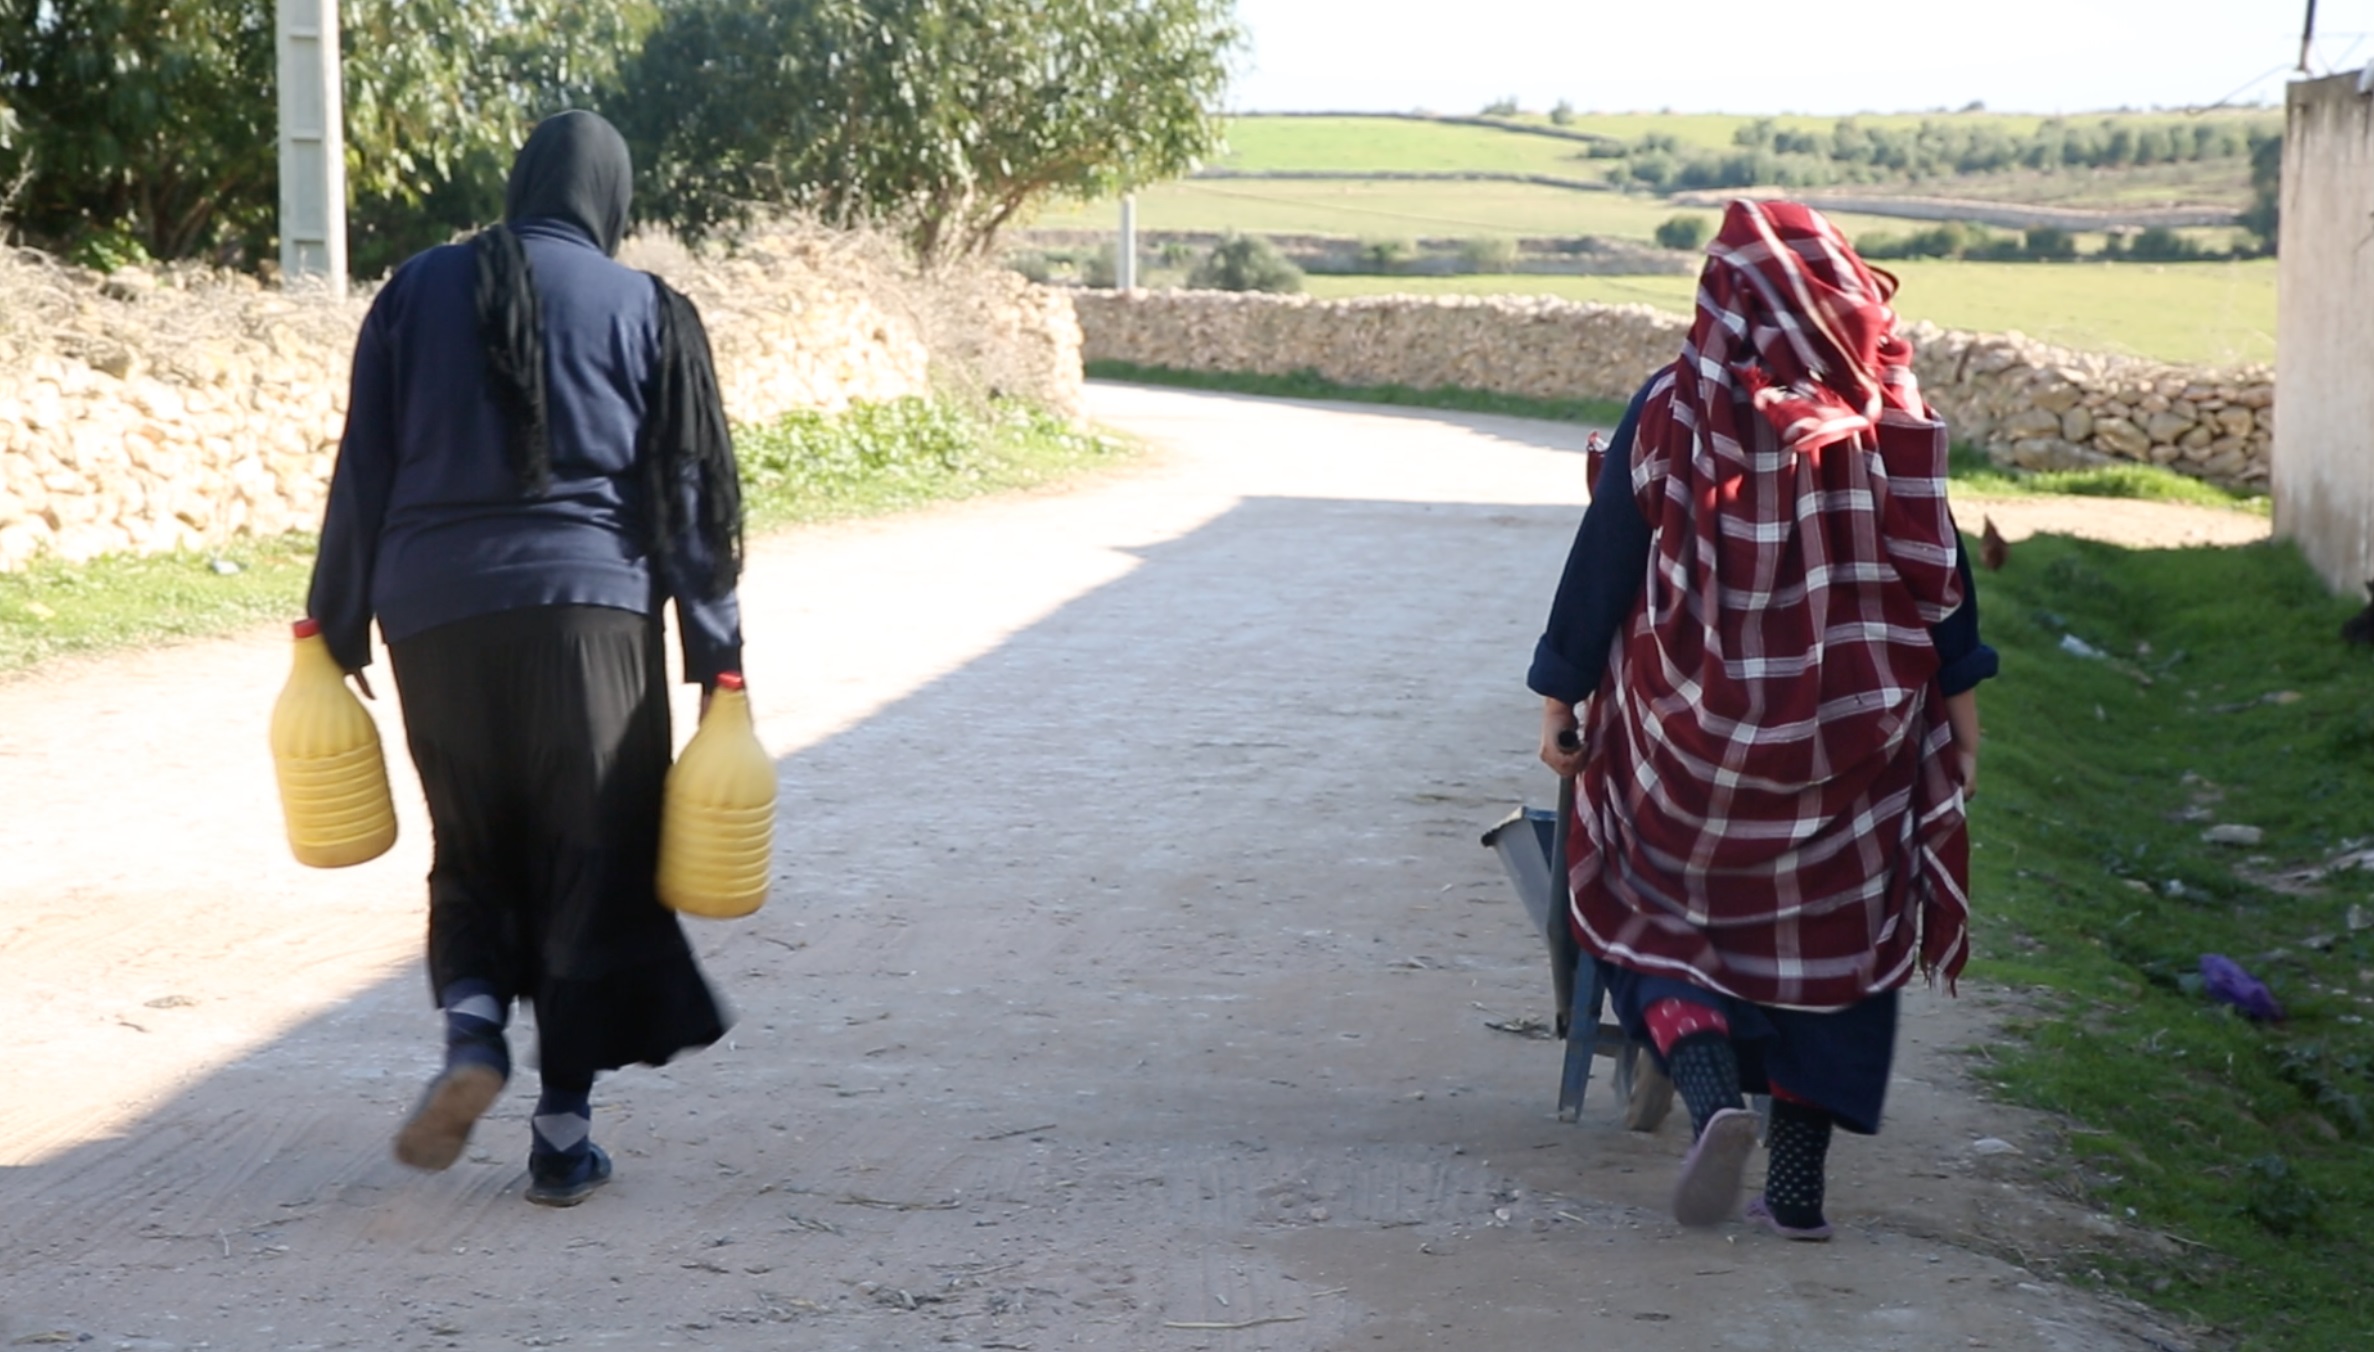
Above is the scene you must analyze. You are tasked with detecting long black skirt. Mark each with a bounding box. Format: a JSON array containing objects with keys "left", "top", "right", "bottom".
[{"left": 388, "top": 604, "right": 728, "bottom": 1083}]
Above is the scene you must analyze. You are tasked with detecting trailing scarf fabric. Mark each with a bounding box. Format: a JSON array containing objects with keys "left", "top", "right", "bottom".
[
  {"left": 471, "top": 226, "right": 549, "bottom": 494},
  {"left": 641, "top": 279, "right": 744, "bottom": 600},
  {"left": 472, "top": 110, "right": 635, "bottom": 496},
  {"left": 1566, "top": 199, "right": 1970, "bottom": 1010}
]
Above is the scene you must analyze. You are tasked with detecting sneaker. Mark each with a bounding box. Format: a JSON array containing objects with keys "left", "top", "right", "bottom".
[
  {"left": 1671, "top": 1106, "right": 1757, "bottom": 1228},
  {"left": 1746, "top": 1193, "right": 1834, "bottom": 1242},
  {"left": 525, "top": 1143, "right": 613, "bottom": 1208},
  {"left": 393, "top": 1063, "right": 506, "bottom": 1172}
]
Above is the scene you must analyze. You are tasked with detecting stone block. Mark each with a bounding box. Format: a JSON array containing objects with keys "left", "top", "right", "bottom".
[
  {"left": 2144, "top": 409, "right": 2197, "bottom": 444},
  {"left": 2092, "top": 417, "right": 2150, "bottom": 459}
]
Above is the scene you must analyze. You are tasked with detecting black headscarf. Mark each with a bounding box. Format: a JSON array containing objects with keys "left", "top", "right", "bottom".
[
  {"left": 470, "top": 110, "right": 742, "bottom": 598},
  {"left": 505, "top": 109, "right": 633, "bottom": 255}
]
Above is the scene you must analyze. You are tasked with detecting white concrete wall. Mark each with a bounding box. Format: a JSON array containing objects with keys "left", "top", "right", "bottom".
[{"left": 2276, "top": 74, "right": 2374, "bottom": 593}]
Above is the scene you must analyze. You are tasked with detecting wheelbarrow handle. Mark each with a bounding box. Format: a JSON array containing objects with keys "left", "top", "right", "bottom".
[{"left": 1547, "top": 775, "right": 1579, "bottom": 1030}]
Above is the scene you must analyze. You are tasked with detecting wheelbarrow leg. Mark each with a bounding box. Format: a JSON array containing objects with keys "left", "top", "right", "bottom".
[{"left": 1556, "top": 945, "right": 1603, "bottom": 1122}]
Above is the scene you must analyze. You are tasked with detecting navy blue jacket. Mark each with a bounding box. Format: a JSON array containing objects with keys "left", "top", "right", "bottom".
[
  {"left": 308, "top": 220, "right": 742, "bottom": 682},
  {"left": 1529, "top": 374, "right": 1997, "bottom": 705}
]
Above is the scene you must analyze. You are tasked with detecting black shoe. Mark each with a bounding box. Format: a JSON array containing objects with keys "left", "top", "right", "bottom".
[{"left": 525, "top": 1143, "right": 613, "bottom": 1208}]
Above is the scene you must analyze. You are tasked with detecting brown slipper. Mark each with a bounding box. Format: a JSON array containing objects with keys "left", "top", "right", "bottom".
[{"left": 393, "top": 1063, "right": 506, "bottom": 1171}]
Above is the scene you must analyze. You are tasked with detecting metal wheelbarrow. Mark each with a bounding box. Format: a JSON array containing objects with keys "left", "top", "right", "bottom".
[{"left": 1481, "top": 777, "right": 1675, "bottom": 1132}]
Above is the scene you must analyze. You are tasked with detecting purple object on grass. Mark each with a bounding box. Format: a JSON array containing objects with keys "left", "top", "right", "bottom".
[{"left": 2201, "top": 954, "right": 2284, "bottom": 1022}]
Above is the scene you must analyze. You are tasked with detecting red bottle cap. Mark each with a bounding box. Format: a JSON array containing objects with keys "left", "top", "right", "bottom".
[
  {"left": 715, "top": 672, "right": 745, "bottom": 691},
  {"left": 293, "top": 618, "right": 321, "bottom": 640}
]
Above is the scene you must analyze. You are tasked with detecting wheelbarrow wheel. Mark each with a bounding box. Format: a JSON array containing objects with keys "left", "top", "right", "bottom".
[{"left": 1617, "top": 1040, "right": 1675, "bottom": 1133}]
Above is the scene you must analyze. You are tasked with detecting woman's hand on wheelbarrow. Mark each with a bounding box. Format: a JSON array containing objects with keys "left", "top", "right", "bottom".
[{"left": 1539, "top": 698, "right": 1586, "bottom": 778}]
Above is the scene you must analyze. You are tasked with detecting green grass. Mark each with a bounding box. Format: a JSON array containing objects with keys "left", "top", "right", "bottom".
[
  {"left": 0, "top": 534, "right": 327, "bottom": 673},
  {"left": 1212, "top": 115, "right": 1605, "bottom": 177},
  {"left": 0, "top": 398, "right": 1131, "bottom": 676},
  {"left": 734, "top": 396, "right": 1130, "bottom": 524},
  {"left": 1084, "top": 361, "right": 1630, "bottom": 424},
  {"left": 1297, "top": 258, "right": 2276, "bottom": 368},
  {"left": 1949, "top": 444, "right": 2269, "bottom": 512},
  {"left": 1964, "top": 533, "right": 2374, "bottom": 1349}
]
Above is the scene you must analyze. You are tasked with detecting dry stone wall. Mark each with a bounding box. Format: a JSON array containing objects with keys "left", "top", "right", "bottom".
[
  {"left": 1073, "top": 290, "right": 2272, "bottom": 487},
  {"left": 0, "top": 228, "right": 1083, "bottom": 572}
]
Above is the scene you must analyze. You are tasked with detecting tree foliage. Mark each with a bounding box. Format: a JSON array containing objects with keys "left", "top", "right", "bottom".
[
  {"left": 2239, "top": 130, "right": 2282, "bottom": 256},
  {"left": 341, "top": 0, "right": 657, "bottom": 273},
  {"left": 0, "top": 0, "right": 652, "bottom": 271},
  {"left": 0, "top": 0, "right": 277, "bottom": 260},
  {"left": 611, "top": 0, "right": 1241, "bottom": 262}
]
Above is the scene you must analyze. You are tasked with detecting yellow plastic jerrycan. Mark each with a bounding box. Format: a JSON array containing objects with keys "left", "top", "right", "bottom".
[
  {"left": 657, "top": 672, "right": 777, "bottom": 918},
  {"left": 270, "top": 618, "right": 398, "bottom": 868}
]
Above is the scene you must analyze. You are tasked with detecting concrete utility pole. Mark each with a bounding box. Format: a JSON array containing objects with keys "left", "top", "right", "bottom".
[
  {"left": 1118, "top": 195, "right": 1139, "bottom": 292},
  {"left": 276, "top": 0, "right": 348, "bottom": 296}
]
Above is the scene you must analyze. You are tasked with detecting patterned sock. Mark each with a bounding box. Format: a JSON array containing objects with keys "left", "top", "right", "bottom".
[
  {"left": 1664, "top": 1032, "right": 1745, "bottom": 1141},
  {"left": 1764, "top": 1096, "right": 1834, "bottom": 1229},
  {"left": 439, "top": 979, "right": 510, "bottom": 1078},
  {"left": 531, "top": 1072, "right": 595, "bottom": 1178}
]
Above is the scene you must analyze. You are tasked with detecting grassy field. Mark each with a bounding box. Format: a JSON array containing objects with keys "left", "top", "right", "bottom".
[
  {"left": 1209, "top": 115, "right": 1607, "bottom": 176},
  {"left": 1967, "top": 533, "right": 2374, "bottom": 1349},
  {"left": 1028, "top": 177, "right": 1921, "bottom": 245},
  {"left": 1298, "top": 259, "right": 2276, "bottom": 367},
  {"left": 1213, "top": 112, "right": 2264, "bottom": 204},
  {"left": 0, "top": 399, "right": 1132, "bottom": 675}
]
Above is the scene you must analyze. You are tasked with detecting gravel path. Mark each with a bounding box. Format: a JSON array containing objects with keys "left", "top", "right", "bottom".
[{"left": 0, "top": 384, "right": 2222, "bottom": 1351}]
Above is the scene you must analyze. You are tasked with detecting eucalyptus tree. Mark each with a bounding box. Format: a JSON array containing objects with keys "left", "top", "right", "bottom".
[{"left": 612, "top": 0, "right": 1242, "bottom": 264}]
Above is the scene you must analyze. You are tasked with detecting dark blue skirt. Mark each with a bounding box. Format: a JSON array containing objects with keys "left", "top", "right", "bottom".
[{"left": 1603, "top": 965, "right": 1899, "bottom": 1135}]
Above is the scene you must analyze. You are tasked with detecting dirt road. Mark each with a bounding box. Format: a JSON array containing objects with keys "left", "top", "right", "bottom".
[{"left": 0, "top": 385, "right": 2237, "bottom": 1351}]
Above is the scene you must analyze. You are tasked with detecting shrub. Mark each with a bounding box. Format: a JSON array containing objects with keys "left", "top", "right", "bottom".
[
  {"left": 1626, "top": 154, "right": 1676, "bottom": 189},
  {"left": 1480, "top": 96, "right": 1520, "bottom": 116},
  {"left": 2129, "top": 225, "right": 2206, "bottom": 262},
  {"left": 1548, "top": 99, "right": 1575, "bottom": 127},
  {"left": 1188, "top": 234, "right": 1303, "bottom": 293},
  {"left": 1653, "top": 214, "right": 1709, "bottom": 251},
  {"left": 2023, "top": 226, "right": 2078, "bottom": 261},
  {"left": 1457, "top": 236, "right": 1517, "bottom": 272},
  {"left": 1358, "top": 236, "right": 1415, "bottom": 272}
]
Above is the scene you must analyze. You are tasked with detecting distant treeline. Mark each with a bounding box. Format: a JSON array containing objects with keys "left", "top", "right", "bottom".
[{"left": 1603, "top": 114, "right": 2279, "bottom": 190}]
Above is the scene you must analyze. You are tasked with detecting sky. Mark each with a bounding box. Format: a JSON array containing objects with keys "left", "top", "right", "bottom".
[{"left": 1225, "top": 0, "right": 2373, "bottom": 117}]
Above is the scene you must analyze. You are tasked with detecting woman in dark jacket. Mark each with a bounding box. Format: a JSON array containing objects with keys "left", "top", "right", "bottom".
[{"left": 308, "top": 111, "right": 748, "bottom": 1207}]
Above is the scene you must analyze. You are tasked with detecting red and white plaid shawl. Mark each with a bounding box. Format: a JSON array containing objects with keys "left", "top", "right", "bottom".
[{"left": 1567, "top": 199, "right": 1971, "bottom": 1011}]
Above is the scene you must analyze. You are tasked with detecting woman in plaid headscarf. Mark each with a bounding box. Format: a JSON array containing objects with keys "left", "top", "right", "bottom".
[{"left": 1529, "top": 200, "right": 1997, "bottom": 1239}]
